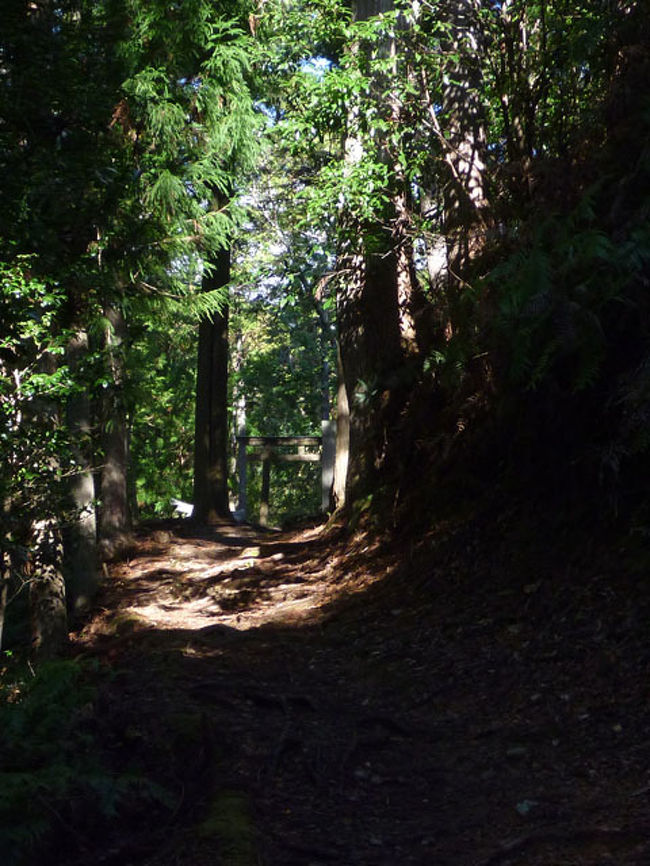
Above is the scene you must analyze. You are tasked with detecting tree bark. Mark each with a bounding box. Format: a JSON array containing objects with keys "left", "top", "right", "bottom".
[
  {"left": 30, "top": 518, "right": 68, "bottom": 659},
  {"left": 232, "top": 330, "right": 247, "bottom": 518},
  {"left": 63, "top": 328, "right": 98, "bottom": 612},
  {"left": 439, "top": 0, "right": 489, "bottom": 292},
  {"left": 99, "top": 301, "right": 131, "bottom": 548},
  {"left": 335, "top": 0, "right": 415, "bottom": 500},
  {"left": 193, "top": 248, "right": 231, "bottom": 523},
  {"left": 312, "top": 289, "right": 336, "bottom": 510},
  {"left": 0, "top": 543, "right": 10, "bottom": 653},
  {"left": 337, "top": 240, "right": 404, "bottom": 498},
  {"left": 332, "top": 341, "right": 350, "bottom": 508}
]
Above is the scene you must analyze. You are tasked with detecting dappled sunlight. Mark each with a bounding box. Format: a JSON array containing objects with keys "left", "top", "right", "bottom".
[
  {"left": 67, "top": 514, "right": 650, "bottom": 866},
  {"left": 78, "top": 521, "right": 366, "bottom": 642}
]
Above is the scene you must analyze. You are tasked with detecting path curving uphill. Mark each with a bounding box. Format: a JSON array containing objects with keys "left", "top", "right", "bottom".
[{"left": 71, "top": 518, "right": 650, "bottom": 866}]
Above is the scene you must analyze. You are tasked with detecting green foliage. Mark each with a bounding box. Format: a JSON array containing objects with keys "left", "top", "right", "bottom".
[
  {"left": 2, "top": 0, "right": 646, "bottom": 529},
  {"left": 231, "top": 295, "right": 331, "bottom": 522},
  {"left": 490, "top": 189, "right": 650, "bottom": 393},
  {"left": 247, "top": 458, "right": 322, "bottom": 526},
  {"left": 479, "top": 0, "right": 617, "bottom": 168},
  {"left": 221, "top": 104, "right": 339, "bottom": 521},
  {"left": 0, "top": 0, "right": 263, "bottom": 526},
  {"left": 0, "top": 258, "right": 73, "bottom": 520},
  {"left": 260, "top": 0, "right": 447, "bottom": 239},
  {"left": 0, "top": 657, "right": 172, "bottom": 866},
  {"left": 129, "top": 312, "right": 197, "bottom": 517},
  {"left": 115, "top": 1, "right": 261, "bottom": 275}
]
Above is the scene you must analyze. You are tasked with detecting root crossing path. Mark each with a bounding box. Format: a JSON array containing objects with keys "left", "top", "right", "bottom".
[{"left": 73, "top": 519, "right": 650, "bottom": 866}]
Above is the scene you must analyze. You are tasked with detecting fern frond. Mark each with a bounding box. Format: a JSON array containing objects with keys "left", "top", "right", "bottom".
[{"left": 147, "top": 285, "right": 230, "bottom": 322}]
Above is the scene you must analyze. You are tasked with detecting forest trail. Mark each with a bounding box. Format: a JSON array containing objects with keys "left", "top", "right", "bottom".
[{"left": 71, "top": 518, "right": 650, "bottom": 866}]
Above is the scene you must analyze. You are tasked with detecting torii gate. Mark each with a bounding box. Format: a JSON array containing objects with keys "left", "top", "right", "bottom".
[{"left": 236, "top": 421, "right": 336, "bottom": 526}]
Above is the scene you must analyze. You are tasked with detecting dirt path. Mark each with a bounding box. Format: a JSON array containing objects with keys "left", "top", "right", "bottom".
[{"left": 72, "top": 518, "right": 650, "bottom": 865}]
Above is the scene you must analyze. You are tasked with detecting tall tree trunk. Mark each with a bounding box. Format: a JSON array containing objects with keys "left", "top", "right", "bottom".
[
  {"left": 313, "top": 296, "right": 333, "bottom": 424},
  {"left": 0, "top": 543, "right": 10, "bottom": 653},
  {"left": 388, "top": 6, "right": 427, "bottom": 358},
  {"left": 335, "top": 0, "right": 414, "bottom": 500},
  {"left": 99, "top": 301, "right": 131, "bottom": 549},
  {"left": 337, "top": 240, "right": 404, "bottom": 498},
  {"left": 314, "top": 294, "right": 336, "bottom": 511},
  {"left": 30, "top": 518, "right": 67, "bottom": 659},
  {"left": 232, "top": 329, "right": 247, "bottom": 518},
  {"left": 439, "top": 0, "right": 489, "bottom": 296},
  {"left": 63, "top": 328, "right": 98, "bottom": 612},
  {"left": 193, "top": 248, "right": 231, "bottom": 523},
  {"left": 332, "top": 341, "right": 350, "bottom": 509}
]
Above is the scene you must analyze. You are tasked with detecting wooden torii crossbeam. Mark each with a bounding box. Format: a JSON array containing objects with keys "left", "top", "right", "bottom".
[{"left": 236, "top": 423, "right": 336, "bottom": 526}]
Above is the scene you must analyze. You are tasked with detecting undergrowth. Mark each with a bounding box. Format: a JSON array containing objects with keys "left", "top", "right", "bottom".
[{"left": 0, "top": 653, "right": 172, "bottom": 866}]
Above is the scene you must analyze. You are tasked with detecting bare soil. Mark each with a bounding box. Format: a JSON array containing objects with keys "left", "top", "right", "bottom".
[{"left": 71, "top": 511, "right": 650, "bottom": 865}]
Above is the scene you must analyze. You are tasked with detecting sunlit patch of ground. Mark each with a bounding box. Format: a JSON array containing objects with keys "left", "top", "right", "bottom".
[{"left": 76, "top": 521, "right": 362, "bottom": 642}]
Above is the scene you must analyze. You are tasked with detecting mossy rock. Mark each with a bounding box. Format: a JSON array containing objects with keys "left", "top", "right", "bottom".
[{"left": 198, "top": 789, "right": 257, "bottom": 866}]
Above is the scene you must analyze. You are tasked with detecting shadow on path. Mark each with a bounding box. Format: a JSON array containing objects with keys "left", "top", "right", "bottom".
[{"left": 71, "top": 518, "right": 650, "bottom": 866}]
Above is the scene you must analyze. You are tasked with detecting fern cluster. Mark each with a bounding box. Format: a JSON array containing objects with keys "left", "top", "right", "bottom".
[{"left": 0, "top": 657, "right": 172, "bottom": 866}]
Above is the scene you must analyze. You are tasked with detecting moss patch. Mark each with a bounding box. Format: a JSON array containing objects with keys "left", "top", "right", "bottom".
[{"left": 198, "top": 789, "right": 257, "bottom": 866}]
